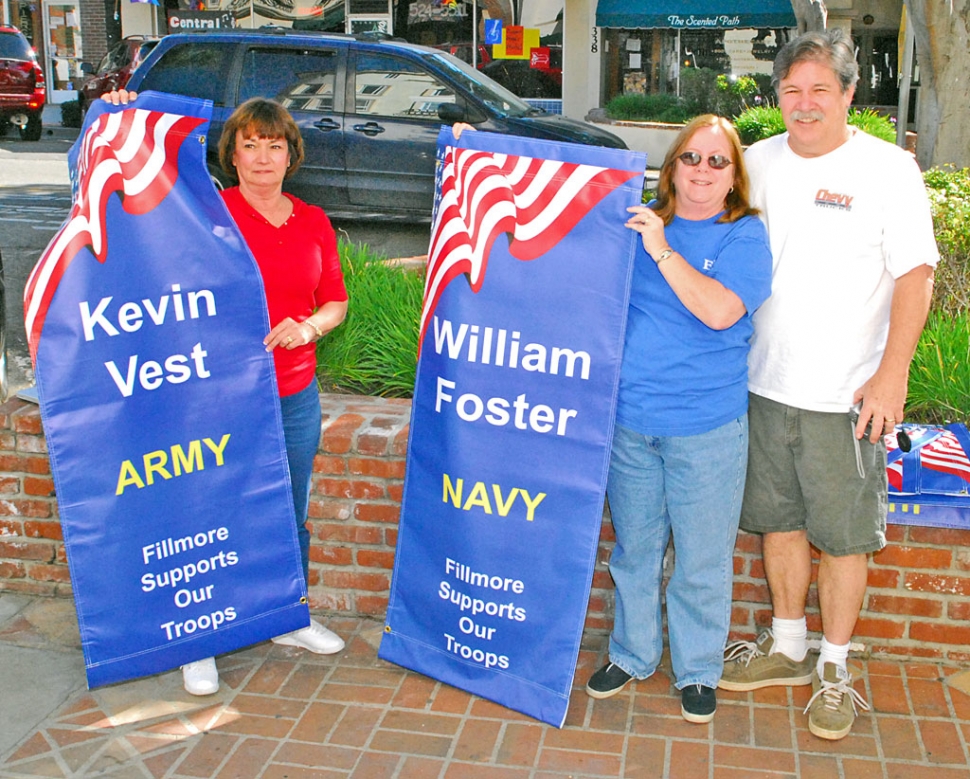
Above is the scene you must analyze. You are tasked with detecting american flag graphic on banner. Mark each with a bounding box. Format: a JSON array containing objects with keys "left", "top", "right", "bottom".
[
  {"left": 24, "top": 107, "right": 205, "bottom": 361},
  {"left": 888, "top": 427, "right": 970, "bottom": 492},
  {"left": 419, "top": 144, "right": 640, "bottom": 349}
]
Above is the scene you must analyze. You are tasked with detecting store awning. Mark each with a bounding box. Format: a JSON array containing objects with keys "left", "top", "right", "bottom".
[{"left": 595, "top": 0, "right": 797, "bottom": 30}]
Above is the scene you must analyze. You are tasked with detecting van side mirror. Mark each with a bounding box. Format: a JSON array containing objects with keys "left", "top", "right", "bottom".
[
  {"left": 438, "top": 101, "right": 487, "bottom": 125},
  {"left": 437, "top": 102, "right": 466, "bottom": 124},
  {"left": 80, "top": 62, "right": 94, "bottom": 76}
]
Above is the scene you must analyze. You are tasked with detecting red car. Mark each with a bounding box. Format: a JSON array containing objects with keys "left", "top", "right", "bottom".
[
  {"left": 0, "top": 25, "right": 45, "bottom": 141},
  {"left": 79, "top": 36, "right": 160, "bottom": 116}
]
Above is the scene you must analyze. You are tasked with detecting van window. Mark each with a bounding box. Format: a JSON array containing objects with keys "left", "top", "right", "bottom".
[
  {"left": 353, "top": 52, "right": 455, "bottom": 119},
  {"left": 239, "top": 48, "right": 338, "bottom": 113},
  {"left": 137, "top": 42, "right": 236, "bottom": 105}
]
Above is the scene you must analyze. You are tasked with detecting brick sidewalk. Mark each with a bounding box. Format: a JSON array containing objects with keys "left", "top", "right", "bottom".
[{"left": 1, "top": 596, "right": 969, "bottom": 778}]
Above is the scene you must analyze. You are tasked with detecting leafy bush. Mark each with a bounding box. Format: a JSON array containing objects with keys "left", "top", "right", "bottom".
[
  {"left": 679, "top": 68, "right": 720, "bottom": 116},
  {"left": 847, "top": 108, "right": 896, "bottom": 143},
  {"left": 733, "top": 105, "right": 787, "bottom": 145},
  {"left": 923, "top": 166, "right": 970, "bottom": 318},
  {"left": 732, "top": 105, "right": 896, "bottom": 146},
  {"left": 60, "top": 100, "right": 82, "bottom": 128},
  {"left": 316, "top": 240, "right": 424, "bottom": 397},
  {"left": 604, "top": 93, "right": 692, "bottom": 124}
]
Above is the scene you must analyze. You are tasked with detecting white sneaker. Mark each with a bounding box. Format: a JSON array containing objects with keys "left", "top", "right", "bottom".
[
  {"left": 272, "top": 618, "right": 345, "bottom": 654},
  {"left": 182, "top": 657, "right": 219, "bottom": 696}
]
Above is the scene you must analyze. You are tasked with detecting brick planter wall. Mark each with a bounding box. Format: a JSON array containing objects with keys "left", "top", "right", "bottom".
[{"left": 2, "top": 393, "right": 969, "bottom": 664}]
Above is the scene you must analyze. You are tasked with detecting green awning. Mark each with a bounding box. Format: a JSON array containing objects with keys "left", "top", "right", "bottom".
[{"left": 596, "top": 0, "right": 797, "bottom": 29}]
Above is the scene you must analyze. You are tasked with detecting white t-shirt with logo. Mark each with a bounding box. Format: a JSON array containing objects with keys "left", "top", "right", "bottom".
[{"left": 745, "top": 130, "right": 939, "bottom": 413}]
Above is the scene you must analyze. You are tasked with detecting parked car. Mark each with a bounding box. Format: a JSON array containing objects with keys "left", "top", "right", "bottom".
[
  {"left": 0, "top": 25, "right": 45, "bottom": 141},
  {"left": 78, "top": 36, "right": 160, "bottom": 116},
  {"left": 127, "top": 29, "right": 626, "bottom": 221}
]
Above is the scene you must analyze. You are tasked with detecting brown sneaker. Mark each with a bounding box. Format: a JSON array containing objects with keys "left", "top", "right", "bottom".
[
  {"left": 718, "top": 630, "right": 816, "bottom": 692},
  {"left": 805, "top": 662, "right": 870, "bottom": 741}
]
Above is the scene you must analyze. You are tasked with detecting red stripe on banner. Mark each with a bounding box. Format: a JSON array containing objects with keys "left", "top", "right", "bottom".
[
  {"left": 419, "top": 145, "right": 639, "bottom": 350},
  {"left": 24, "top": 109, "right": 205, "bottom": 363}
]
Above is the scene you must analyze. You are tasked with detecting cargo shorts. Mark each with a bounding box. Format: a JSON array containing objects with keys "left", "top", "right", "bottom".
[{"left": 740, "top": 393, "right": 888, "bottom": 556}]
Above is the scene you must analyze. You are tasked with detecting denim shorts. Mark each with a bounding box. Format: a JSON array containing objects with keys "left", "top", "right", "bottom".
[{"left": 740, "top": 393, "right": 887, "bottom": 556}]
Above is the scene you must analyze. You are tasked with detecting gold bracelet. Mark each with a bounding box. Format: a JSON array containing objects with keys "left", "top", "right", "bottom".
[{"left": 305, "top": 320, "right": 324, "bottom": 340}]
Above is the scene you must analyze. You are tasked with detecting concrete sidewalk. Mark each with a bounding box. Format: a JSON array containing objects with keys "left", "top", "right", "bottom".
[{"left": 1, "top": 592, "right": 969, "bottom": 778}]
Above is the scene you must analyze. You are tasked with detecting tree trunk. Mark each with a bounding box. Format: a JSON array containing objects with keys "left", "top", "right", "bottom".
[
  {"left": 905, "top": 0, "right": 970, "bottom": 169},
  {"left": 790, "top": 0, "right": 827, "bottom": 33}
]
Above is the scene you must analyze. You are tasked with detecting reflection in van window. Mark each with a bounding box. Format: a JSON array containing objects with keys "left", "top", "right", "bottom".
[
  {"left": 353, "top": 52, "right": 455, "bottom": 118},
  {"left": 240, "top": 48, "right": 338, "bottom": 114}
]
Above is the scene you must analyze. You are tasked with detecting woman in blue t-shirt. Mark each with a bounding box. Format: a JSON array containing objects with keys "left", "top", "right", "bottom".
[{"left": 585, "top": 115, "right": 772, "bottom": 724}]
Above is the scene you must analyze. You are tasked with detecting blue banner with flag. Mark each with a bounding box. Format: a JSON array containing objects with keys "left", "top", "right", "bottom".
[
  {"left": 379, "top": 129, "right": 646, "bottom": 726},
  {"left": 887, "top": 423, "right": 970, "bottom": 529},
  {"left": 25, "top": 92, "right": 309, "bottom": 688}
]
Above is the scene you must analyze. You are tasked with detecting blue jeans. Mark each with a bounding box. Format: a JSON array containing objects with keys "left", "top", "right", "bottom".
[
  {"left": 280, "top": 380, "right": 322, "bottom": 584},
  {"left": 606, "top": 417, "right": 747, "bottom": 689}
]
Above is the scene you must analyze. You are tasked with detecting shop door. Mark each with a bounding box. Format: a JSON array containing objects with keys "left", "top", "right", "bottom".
[{"left": 43, "top": 0, "right": 83, "bottom": 103}]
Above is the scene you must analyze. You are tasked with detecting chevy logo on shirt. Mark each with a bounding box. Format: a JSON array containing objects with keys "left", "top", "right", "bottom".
[{"left": 815, "top": 188, "right": 854, "bottom": 211}]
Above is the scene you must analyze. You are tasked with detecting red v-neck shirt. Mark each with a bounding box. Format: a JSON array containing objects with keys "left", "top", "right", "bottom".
[{"left": 222, "top": 187, "right": 347, "bottom": 397}]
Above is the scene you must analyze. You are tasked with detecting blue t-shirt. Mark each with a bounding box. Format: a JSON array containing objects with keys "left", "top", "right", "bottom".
[{"left": 615, "top": 212, "right": 772, "bottom": 437}]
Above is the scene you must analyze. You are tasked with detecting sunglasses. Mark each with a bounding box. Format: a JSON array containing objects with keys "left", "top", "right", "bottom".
[{"left": 677, "top": 151, "right": 734, "bottom": 170}]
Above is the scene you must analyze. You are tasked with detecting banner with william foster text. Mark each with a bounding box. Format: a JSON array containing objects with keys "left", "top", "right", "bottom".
[{"left": 379, "top": 129, "right": 646, "bottom": 726}]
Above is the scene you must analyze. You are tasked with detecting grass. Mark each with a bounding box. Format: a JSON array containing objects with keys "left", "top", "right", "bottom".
[
  {"left": 907, "top": 310, "right": 970, "bottom": 425},
  {"left": 316, "top": 240, "right": 424, "bottom": 398}
]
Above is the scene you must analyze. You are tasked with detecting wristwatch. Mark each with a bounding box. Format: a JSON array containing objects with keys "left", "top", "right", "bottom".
[{"left": 654, "top": 248, "right": 675, "bottom": 264}]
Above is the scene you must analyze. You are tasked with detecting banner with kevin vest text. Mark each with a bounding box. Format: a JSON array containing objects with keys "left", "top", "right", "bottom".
[
  {"left": 379, "top": 129, "right": 646, "bottom": 726},
  {"left": 24, "top": 92, "right": 309, "bottom": 687}
]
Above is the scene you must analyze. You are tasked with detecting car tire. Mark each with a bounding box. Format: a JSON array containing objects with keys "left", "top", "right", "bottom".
[{"left": 19, "top": 112, "right": 42, "bottom": 141}]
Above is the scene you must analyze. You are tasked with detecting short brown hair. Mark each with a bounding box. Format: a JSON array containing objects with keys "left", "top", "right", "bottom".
[
  {"left": 652, "top": 114, "right": 758, "bottom": 225},
  {"left": 218, "top": 98, "right": 304, "bottom": 180}
]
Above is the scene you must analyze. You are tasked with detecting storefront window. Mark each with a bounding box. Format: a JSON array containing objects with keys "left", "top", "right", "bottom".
[
  {"left": 604, "top": 27, "right": 789, "bottom": 103},
  {"left": 44, "top": 1, "right": 83, "bottom": 93}
]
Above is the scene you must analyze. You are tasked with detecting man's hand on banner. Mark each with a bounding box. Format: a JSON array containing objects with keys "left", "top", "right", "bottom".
[{"left": 451, "top": 122, "right": 476, "bottom": 140}]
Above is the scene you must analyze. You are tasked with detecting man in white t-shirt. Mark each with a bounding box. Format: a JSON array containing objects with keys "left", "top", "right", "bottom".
[{"left": 718, "top": 29, "right": 938, "bottom": 741}]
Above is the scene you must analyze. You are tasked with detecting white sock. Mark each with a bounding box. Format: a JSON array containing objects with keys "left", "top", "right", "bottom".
[
  {"left": 817, "top": 637, "right": 850, "bottom": 676},
  {"left": 770, "top": 616, "right": 808, "bottom": 661}
]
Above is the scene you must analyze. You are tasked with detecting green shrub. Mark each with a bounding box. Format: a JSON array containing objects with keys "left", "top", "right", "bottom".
[
  {"left": 923, "top": 166, "right": 970, "bottom": 318},
  {"left": 900, "top": 167, "right": 970, "bottom": 423},
  {"left": 847, "top": 108, "right": 896, "bottom": 143},
  {"left": 907, "top": 310, "right": 970, "bottom": 425},
  {"left": 60, "top": 100, "right": 82, "bottom": 128},
  {"left": 316, "top": 240, "right": 424, "bottom": 397},
  {"left": 679, "top": 68, "right": 720, "bottom": 116},
  {"left": 604, "top": 93, "right": 692, "bottom": 124},
  {"left": 733, "top": 105, "right": 787, "bottom": 145},
  {"left": 733, "top": 105, "right": 896, "bottom": 146}
]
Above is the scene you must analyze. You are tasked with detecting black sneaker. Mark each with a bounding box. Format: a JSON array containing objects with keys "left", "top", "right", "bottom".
[
  {"left": 681, "top": 684, "right": 716, "bottom": 723},
  {"left": 586, "top": 662, "right": 633, "bottom": 699}
]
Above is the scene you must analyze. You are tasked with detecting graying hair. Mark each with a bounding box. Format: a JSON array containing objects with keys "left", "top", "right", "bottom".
[{"left": 771, "top": 28, "right": 860, "bottom": 94}]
